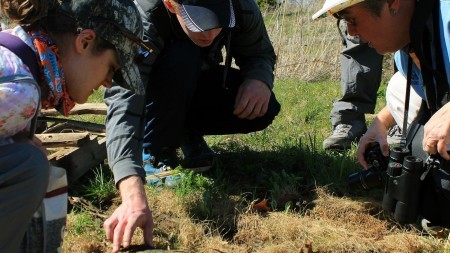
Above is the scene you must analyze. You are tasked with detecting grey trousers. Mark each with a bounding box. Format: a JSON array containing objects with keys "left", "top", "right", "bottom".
[
  {"left": 0, "top": 143, "right": 49, "bottom": 253},
  {"left": 330, "top": 40, "right": 384, "bottom": 126}
]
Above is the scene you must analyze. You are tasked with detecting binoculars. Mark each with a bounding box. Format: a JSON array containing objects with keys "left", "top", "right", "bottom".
[
  {"left": 382, "top": 147, "right": 424, "bottom": 224},
  {"left": 347, "top": 144, "right": 389, "bottom": 191},
  {"left": 348, "top": 145, "right": 425, "bottom": 224}
]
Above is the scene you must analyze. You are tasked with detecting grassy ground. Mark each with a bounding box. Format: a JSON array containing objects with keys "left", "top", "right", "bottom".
[
  {"left": 64, "top": 3, "right": 447, "bottom": 253},
  {"left": 63, "top": 79, "right": 447, "bottom": 253},
  {"left": 1, "top": 2, "right": 447, "bottom": 253}
]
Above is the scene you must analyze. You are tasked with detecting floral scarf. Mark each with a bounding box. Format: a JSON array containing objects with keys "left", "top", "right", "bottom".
[{"left": 30, "top": 29, "right": 74, "bottom": 116}]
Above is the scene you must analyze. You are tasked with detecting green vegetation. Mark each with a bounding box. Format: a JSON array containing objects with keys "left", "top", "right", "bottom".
[
  {"left": 21, "top": 2, "right": 440, "bottom": 252},
  {"left": 78, "top": 165, "right": 117, "bottom": 208}
]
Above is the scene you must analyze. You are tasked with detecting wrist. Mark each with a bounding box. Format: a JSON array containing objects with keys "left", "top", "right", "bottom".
[
  {"left": 375, "top": 107, "right": 396, "bottom": 130},
  {"left": 118, "top": 175, "right": 147, "bottom": 204}
]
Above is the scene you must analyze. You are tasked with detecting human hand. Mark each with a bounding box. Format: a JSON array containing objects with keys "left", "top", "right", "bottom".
[
  {"left": 357, "top": 119, "right": 390, "bottom": 169},
  {"left": 422, "top": 102, "right": 450, "bottom": 160},
  {"left": 233, "top": 79, "right": 271, "bottom": 120},
  {"left": 103, "top": 176, "right": 153, "bottom": 252}
]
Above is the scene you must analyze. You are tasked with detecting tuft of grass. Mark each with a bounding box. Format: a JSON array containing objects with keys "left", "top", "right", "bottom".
[
  {"left": 69, "top": 211, "right": 103, "bottom": 236},
  {"left": 62, "top": 211, "right": 105, "bottom": 253},
  {"left": 80, "top": 165, "right": 117, "bottom": 208}
]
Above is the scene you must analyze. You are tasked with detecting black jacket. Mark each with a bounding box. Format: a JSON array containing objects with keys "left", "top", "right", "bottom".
[{"left": 135, "top": 0, "right": 276, "bottom": 89}]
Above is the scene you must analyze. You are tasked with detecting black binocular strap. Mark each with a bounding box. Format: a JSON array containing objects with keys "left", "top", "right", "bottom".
[{"left": 400, "top": 51, "right": 414, "bottom": 148}]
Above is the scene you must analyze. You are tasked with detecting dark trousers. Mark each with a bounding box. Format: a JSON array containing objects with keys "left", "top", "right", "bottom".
[
  {"left": 143, "top": 40, "right": 281, "bottom": 154},
  {"left": 0, "top": 143, "right": 49, "bottom": 252},
  {"left": 330, "top": 41, "right": 383, "bottom": 126}
]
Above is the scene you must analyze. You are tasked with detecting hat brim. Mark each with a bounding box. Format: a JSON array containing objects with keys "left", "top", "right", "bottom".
[
  {"left": 100, "top": 27, "right": 145, "bottom": 95},
  {"left": 115, "top": 40, "right": 145, "bottom": 95},
  {"left": 312, "top": 0, "right": 365, "bottom": 20},
  {"left": 180, "top": 0, "right": 235, "bottom": 32}
]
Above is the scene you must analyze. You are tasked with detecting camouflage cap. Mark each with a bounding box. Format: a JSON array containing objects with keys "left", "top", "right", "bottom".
[{"left": 59, "top": 0, "right": 147, "bottom": 95}]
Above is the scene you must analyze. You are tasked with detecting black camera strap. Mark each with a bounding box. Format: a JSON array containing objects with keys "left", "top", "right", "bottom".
[{"left": 400, "top": 52, "right": 413, "bottom": 149}]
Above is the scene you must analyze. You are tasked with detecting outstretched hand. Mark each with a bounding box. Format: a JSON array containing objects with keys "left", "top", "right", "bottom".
[
  {"left": 233, "top": 79, "right": 271, "bottom": 120},
  {"left": 103, "top": 176, "right": 153, "bottom": 252}
]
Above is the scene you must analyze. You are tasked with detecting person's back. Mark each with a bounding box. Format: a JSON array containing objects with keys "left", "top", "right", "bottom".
[{"left": 0, "top": 29, "right": 40, "bottom": 145}]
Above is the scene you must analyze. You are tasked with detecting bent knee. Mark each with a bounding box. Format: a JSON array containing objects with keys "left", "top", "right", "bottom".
[
  {"left": 1, "top": 143, "right": 50, "bottom": 189},
  {"left": 22, "top": 144, "right": 50, "bottom": 187}
]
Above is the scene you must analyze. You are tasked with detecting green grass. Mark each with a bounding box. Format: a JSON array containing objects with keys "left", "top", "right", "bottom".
[
  {"left": 61, "top": 4, "right": 403, "bottom": 250},
  {"left": 79, "top": 165, "right": 117, "bottom": 208},
  {"left": 73, "top": 78, "right": 388, "bottom": 212},
  {"left": 67, "top": 210, "right": 104, "bottom": 240}
]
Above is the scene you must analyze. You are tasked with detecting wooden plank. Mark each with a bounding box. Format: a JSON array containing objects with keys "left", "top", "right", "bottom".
[
  {"left": 39, "top": 117, "right": 105, "bottom": 133},
  {"left": 40, "top": 103, "right": 107, "bottom": 116},
  {"left": 47, "top": 147, "right": 78, "bottom": 161},
  {"left": 36, "top": 132, "right": 90, "bottom": 148},
  {"left": 48, "top": 135, "right": 107, "bottom": 185}
]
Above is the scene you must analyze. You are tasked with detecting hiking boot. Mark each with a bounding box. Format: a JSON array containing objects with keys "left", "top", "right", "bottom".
[
  {"left": 143, "top": 147, "right": 180, "bottom": 187},
  {"left": 181, "top": 134, "right": 215, "bottom": 172},
  {"left": 323, "top": 121, "right": 367, "bottom": 151},
  {"left": 387, "top": 125, "right": 403, "bottom": 146}
]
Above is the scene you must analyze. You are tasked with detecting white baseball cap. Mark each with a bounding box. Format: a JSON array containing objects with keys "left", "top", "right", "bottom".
[{"left": 312, "top": 0, "right": 365, "bottom": 20}]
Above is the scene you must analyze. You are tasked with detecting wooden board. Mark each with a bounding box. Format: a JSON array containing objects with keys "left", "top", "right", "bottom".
[
  {"left": 38, "top": 117, "right": 105, "bottom": 133},
  {"left": 36, "top": 132, "right": 91, "bottom": 148},
  {"left": 37, "top": 113, "right": 108, "bottom": 185},
  {"left": 47, "top": 135, "right": 107, "bottom": 185},
  {"left": 40, "top": 103, "right": 107, "bottom": 116}
]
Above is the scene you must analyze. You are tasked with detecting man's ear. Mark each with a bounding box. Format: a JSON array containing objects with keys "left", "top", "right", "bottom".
[
  {"left": 163, "top": 0, "right": 177, "bottom": 14},
  {"left": 75, "top": 29, "right": 96, "bottom": 53}
]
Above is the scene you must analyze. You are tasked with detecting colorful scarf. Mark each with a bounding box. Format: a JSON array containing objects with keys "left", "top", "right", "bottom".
[{"left": 30, "top": 29, "right": 74, "bottom": 116}]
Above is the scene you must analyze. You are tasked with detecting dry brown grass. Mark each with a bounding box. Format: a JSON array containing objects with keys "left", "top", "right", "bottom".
[
  {"left": 63, "top": 186, "right": 445, "bottom": 253},
  {"left": 265, "top": 2, "right": 395, "bottom": 83},
  {"left": 264, "top": 3, "right": 341, "bottom": 82},
  {"left": 27, "top": 2, "right": 445, "bottom": 252}
]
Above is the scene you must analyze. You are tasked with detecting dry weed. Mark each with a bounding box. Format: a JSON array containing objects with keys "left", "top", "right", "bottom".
[{"left": 230, "top": 187, "right": 441, "bottom": 253}]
